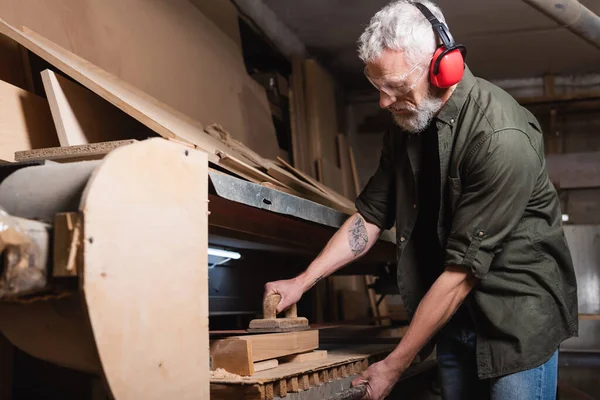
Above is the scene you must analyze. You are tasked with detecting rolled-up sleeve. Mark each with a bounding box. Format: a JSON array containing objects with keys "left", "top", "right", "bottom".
[
  {"left": 355, "top": 130, "right": 396, "bottom": 230},
  {"left": 445, "top": 129, "right": 541, "bottom": 278}
]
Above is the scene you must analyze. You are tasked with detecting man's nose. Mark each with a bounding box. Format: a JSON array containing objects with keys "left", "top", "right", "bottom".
[{"left": 379, "top": 91, "right": 396, "bottom": 109}]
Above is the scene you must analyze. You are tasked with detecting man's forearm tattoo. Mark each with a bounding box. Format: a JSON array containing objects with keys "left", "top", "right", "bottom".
[{"left": 348, "top": 215, "right": 368, "bottom": 257}]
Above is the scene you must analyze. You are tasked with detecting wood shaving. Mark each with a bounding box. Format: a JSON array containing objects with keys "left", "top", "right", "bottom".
[{"left": 210, "top": 368, "right": 249, "bottom": 381}]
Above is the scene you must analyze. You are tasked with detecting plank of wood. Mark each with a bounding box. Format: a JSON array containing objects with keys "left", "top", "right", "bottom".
[
  {"left": 15, "top": 139, "right": 137, "bottom": 162},
  {"left": 0, "top": 78, "right": 59, "bottom": 161},
  {"left": 53, "top": 212, "right": 81, "bottom": 277},
  {"left": 41, "top": 69, "right": 155, "bottom": 145},
  {"left": 280, "top": 350, "right": 328, "bottom": 364},
  {"left": 0, "top": 34, "right": 28, "bottom": 90},
  {"left": 211, "top": 338, "right": 253, "bottom": 376},
  {"left": 277, "top": 156, "right": 329, "bottom": 194},
  {"left": 278, "top": 156, "right": 356, "bottom": 211},
  {"left": 220, "top": 330, "right": 319, "bottom": 363},
  {"left": 348, "top": 146, "right": 361, "bottom": 196},
  {"left": 317, "top": 158, "right": 345, "bottom": 195},
  {"left": 0, "top": 20, "right": 260, "bottom": 169},
  {"left": 337, "top": 134, "right": 355, "bottom": 199},
  {"left": 216, "top": 150, "right": 293, "bottom": 190},
  {"left": 254, "top": 359, "right": 279, "bottom": 373},
  {"left": 579, "top": 314, "right": 600, "bottom": 321},
  {"left": 80, "top": 138, "right": 210, "bottom": 399},
  {"left": 303, "top": 59, "right": 339, "bottom": 165},
  {"left": 266, "top": 165, "right": 355, "bottom": 214},
  {"left": 290, "top": 56, "right": 311, "bottom": 176},
  {"left": 546, "top": 152, "right": 600, "bottom": 189},
  {"left": 0, "top": 0, "right": 278, "bottom": 159},
  {"left": 210, "top": 345, "right": 392, "bottom": 384},
  {"left": 274, "top": 157, "right": 357, "bottom": 213}
]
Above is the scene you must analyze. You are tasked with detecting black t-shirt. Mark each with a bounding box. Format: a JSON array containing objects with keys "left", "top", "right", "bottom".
[{"left": 414, "top": 124, "right": 472, "bottom": 327}]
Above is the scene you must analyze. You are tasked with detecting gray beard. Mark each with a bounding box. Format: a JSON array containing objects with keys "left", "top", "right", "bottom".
[{"left": 391, "top": 93, "right": 444, "bottom": 134}]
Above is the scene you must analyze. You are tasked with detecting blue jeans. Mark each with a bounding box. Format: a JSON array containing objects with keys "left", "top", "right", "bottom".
[{"left": 437, "top": 326, "right": 558, "bottom": 400}]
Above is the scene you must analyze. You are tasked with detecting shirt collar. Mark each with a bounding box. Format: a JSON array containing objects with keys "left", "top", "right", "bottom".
[{"left": 435, "top": 65, "right": 477, "bottom": 126}]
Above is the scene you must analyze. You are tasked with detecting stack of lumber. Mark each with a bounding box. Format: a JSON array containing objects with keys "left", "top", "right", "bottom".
[
  {"left": 209, "top": 325, "right": 418, "bottom": 399},
  {"left": 0, "top": 15, "right": 357, "bottom": 215}
]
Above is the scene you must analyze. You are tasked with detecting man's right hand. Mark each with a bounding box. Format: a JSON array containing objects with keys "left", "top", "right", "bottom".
[{"left": 264, "top": 277, "right": 307, "bottom": 314}]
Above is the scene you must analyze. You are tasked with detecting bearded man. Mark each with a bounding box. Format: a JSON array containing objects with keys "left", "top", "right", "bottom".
[{"left": 263, "top": 1, "right": 578, "bottom": 399}]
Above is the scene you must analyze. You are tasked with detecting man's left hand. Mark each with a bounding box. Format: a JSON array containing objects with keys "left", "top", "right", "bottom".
[{"left": 351, "top": 358, "right": 406, "bottom": 400}]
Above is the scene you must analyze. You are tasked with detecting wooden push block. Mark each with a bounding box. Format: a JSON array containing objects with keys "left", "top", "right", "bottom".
[{"left": 210, "top": 330, "right": 319, "bottom": 376}]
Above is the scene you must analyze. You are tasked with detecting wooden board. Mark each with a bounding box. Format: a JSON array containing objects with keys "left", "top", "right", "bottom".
[
  {"left": 212, "top": 330, "right": 319, "bottom": 364},
  {"left": 41, "top": 69, "right": 155, "bottom": 145},
  {"left": 0, "top": 19, "right": 276, "bottom": 174},
  {"left": 546, "top": 152, "right": 600, "bottom": 189},
  {"left": 211, "top": 338, "right": 253, "bottom": 376},
  {"left": 316, "top": 158, "right": 345, "bottom": 197},
  {"left": 290, "top": 56, "right": 311, "bottom": 176},
  {"left": 80, "top": 138, "right": 209, "bottom": 399},
  {"left": 15, "top": 139, "right": 137, "bottom": 162},
  {"left": 0, "top": 78, "right": 58, "bottom": 161},
  {"left": 280, "top": 350, "right": 328, "bottom": 364},
  {"left": 276, "top": 156, "right": 357, "bottom": 213},
  {"left": 303, "top": 59, "right": 339, "bottom": 165},
  {"left": 0, "top": 34, "right": 28, "bottom": 90},
  {"left": 0, "top": 0, "right": 278, "bottom": 158},
  {"left": 216, "top": 150, "right": 293, "bottom": 191},
  {"left": 337, "top": 134, "right": 355, "bottom": 199}
]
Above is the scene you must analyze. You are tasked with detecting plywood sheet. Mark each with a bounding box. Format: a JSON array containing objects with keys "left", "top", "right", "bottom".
[
  {"left": 41, "top": 69, "right": 155, "bottom": 145},
  {"left": 0, "top": 78, "right": 58, "bottom": 161},
  {"left": 80, "top": 138, "right": 209, "bottom": 399},
  {"left": 304, "top": 59, "right": 339, "bottom": 165},
  {"left": 0, "top": 0, "right": 278, "bottom": 158}
]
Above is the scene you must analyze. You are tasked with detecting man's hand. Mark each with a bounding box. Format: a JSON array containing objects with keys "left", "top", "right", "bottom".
[
  {"left": 351, "top": 358, "right": 407, "bottom": 400},
  {"left": 264, "top": 277, "right": 306, "bottom": 314}
]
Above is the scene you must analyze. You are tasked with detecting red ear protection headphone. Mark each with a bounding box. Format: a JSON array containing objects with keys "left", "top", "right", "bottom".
[{"left": 414, "top": 3, "right": 467, "bottom": 88}]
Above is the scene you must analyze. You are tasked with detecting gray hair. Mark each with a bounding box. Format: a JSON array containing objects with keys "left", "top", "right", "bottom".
[{"left": 358, "top": 1, "right": 447, "bottom": 65}]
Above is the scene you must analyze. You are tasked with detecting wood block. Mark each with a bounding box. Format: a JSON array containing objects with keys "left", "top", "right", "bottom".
[
  {"left": 210, "top": 339, "right": 253, "bottom": 376},
  {"left": 53, "top": 212, "right": 82, "bottom": 277},
  {"left": 288, "top": 376, "right": 299, "bottom": 393},
  {"left": 41, "top": 69, "right": 155, "bottom": 146},
  {"left": 225, "top": 330, "right": 319, "bottom": 362},
  {"left": 277, "top": 379, "right": 287, "bottom": 397},
  {"left": 254, "top": 359, "right": 278, "bottom": 373},
  {"left": 0, "top": 78, "right": 58, "bottom": 161},
  {"left": 280, "top": 350, "right": 328, "bottom": 364},
  {"left": 299, "top": 374, "right": 310, "bottom": 391},
  {"left": 15, "top": 140, "right": 137, "bottom": 163},
  {"left": 311, "top": 372, "right": 320, "bottom": 387},
  {"left": 264, "top": 383, "right": 274, "bottom": 400}
]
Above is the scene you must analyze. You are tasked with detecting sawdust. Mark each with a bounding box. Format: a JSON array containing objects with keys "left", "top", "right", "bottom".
[{"left": 210, "top": 368, "right": 249, "bottom": 381}]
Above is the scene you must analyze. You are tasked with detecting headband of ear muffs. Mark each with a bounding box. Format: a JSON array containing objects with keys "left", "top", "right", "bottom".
[{"left": 414, "top": 3, "right": 467, "bottom": 88}]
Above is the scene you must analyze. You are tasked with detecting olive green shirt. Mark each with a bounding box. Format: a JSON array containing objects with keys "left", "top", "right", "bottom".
[{"left": 355, "top": 66, "right": 578, "bottom": 379}]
